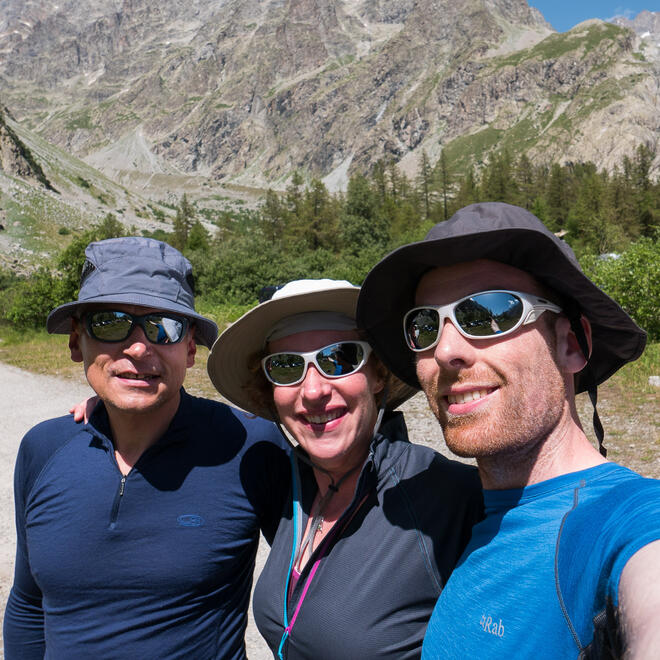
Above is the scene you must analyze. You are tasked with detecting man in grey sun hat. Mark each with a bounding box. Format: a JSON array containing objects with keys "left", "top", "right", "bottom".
[
  {"left": 4, "top": 236, "right": 290, "bottom": 659},
  {"left": 357, "top": 202, "right": 660, "bottom": 658}
]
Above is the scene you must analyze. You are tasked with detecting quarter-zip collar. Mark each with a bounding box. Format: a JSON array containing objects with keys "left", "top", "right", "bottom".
[
  {"left": 84, "top": 387, "right": 194, "bottom": 456},
  {"left": 80, "top": 389, "right": 196, "bottom": 529},
  {"left": 293, "top": 410, "right": 410, "bottom": 516}
]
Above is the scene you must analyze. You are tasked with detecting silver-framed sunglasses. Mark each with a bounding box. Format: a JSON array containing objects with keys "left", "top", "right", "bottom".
[
  {"left": 404, "top": 290, "right": 562, "bottom": 352},
  {"left": 262, "top": 340, "right": 372, "bottom": 386}
]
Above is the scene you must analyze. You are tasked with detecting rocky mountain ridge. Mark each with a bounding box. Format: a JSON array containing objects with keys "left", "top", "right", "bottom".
[
  {"left": 0, "top": 109, "right": 53, "bottom": 190},
  {"left": 612, "top": 9, "right": 660, "bottom": 37},
  {"left": 0, "top": 0, "right": 658, "bottom": 192}
]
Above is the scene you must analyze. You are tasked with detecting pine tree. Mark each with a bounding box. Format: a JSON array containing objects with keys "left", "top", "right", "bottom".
[
  {"left": 516, "top": 154, "right": 536, "bottom": 210},
  {"left": 417, "top": 150, "right": 433, "bottom": 220},
  {"left": 450, "top": 165, "right": 478, "bottom": 215},
  {"left": 435, "top": 150, "right": 452, "bottom": 221},
  {"left": 340, "top": 174, "right": 388, "bottom": 256},
  {"left": 301, "top": 179, "right": 340, "bottom": 251},
  {"left": 546, "top": 163, "right": 569, "bottom": 231},
  {"left": 262, "top": 189, "right": 287, "bottom": 242},
  {"left": 172, "top": 193, "right": 195, "bottom": 250},
  {"left": 633, "top": 144, "right": 657, "bottom": 235}
]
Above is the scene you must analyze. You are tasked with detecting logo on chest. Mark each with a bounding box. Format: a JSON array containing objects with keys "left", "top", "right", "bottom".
[
  {"left": 480, "top": 613, "right": 504, "bottom": 638},
  {"left": 177, "top": 514, "right": 205, "bottom": 527}
]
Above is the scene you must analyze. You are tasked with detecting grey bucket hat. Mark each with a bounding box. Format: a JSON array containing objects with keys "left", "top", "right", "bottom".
[
  {"left": 47, "top": 236, "right": 218, "bottom": 348},
  {"left": 357, "top": 202, "right": 646, "bottom": 393},
  {"left": 208, "top": 279, "right": 418, "bottom": 421}
]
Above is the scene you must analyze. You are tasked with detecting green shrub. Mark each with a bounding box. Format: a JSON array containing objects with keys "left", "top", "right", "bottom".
[
  {"left": 1, "top": 214, "right": 127, "bottom": 329},
  {"left": 5, "top": 268, "right": 69, "bottom": 328},
  {"left": 581, "top": 235, "right": 660, "bottom": 339}
]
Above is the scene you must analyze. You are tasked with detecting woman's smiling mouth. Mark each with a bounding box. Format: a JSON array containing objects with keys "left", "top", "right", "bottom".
[{"left": 303, "top": 409, "right": 344, "bottom": 425}]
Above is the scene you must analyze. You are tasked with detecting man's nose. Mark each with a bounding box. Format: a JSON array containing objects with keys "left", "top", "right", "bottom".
[
  {"left": 122, "top": 325, "right": 153, "bottom": 357},
  {"left": 432, "top": 320, "right": 477, "bottom": 371}
]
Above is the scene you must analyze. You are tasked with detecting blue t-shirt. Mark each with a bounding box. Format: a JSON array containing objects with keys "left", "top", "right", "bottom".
[{"left": 422, "top": 463, "right": 660, "bottom": 659}]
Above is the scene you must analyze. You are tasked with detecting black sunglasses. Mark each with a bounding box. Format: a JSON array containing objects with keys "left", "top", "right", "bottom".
[
  {"left": 84, "top": 310, "right": 190, "bottom": 345},
  {"left": 404, "top": 290, "right": 562, "bottom": 351},
  {"left": 262, "top": 341, "right": 372, "bottom": 386}
]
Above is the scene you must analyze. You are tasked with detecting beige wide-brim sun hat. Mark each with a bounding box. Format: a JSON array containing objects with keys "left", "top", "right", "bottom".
[{"left": 207, "top": 279, "right": 418, "bottom": 421}]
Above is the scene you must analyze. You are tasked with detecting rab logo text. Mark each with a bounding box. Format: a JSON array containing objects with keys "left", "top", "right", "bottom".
[{"left": 480, "top": 614, "right": 504, "bottom": 638}]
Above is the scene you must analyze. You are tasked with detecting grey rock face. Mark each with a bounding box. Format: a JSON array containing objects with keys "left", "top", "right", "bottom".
[{"left": 0, "top": 1, "right": 657, "bottom": 186}]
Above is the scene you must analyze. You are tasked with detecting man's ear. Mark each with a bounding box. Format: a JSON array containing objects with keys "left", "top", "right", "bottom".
[
  {"left": 69, "top": 319, "right": 84, "bottom": 363},
  {"left": 555, "top": 315, "right": 592, "bottom": 375},
  {"left": 186, "top": 333, "right": 197, "bottom": 368}
]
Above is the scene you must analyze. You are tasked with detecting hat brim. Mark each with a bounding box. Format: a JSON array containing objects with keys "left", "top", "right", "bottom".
[
  {"left": 208, "top": 287, "right": 417, "bottom": 421},
  {"left": 47, "top": 294, "right": 218, "bottom": 349},
  {"left": 358, "top": 225, "right": 646, "bottom": 393}
]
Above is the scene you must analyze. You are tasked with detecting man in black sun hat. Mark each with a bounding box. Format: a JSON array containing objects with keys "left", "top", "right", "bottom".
[
  {"left": 4, "top": 236, "right": 289, "bottom": 659},
  {"left": 357, "top": 202, "right": 660, "bottom": 658}
]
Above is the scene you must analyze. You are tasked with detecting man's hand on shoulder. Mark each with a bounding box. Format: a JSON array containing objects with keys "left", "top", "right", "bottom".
[{"left": 619, "top": 539, "right": 660, "bottom": 658}]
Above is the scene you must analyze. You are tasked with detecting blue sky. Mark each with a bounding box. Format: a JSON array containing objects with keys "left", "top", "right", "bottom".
[{"left": 529, "top": 2, "right": 653, "bottom": 32}]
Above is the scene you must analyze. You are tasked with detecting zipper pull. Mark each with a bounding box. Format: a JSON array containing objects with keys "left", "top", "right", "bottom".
[{"left": 119, "top": 475, "right": 126, "bottom": 496}]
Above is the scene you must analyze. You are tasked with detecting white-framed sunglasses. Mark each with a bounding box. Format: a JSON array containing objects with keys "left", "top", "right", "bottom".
[
  {"left": 404, "top": 290, "right": 562, "bottom": 351},
  {"left": 262, "top": 340, "right": 372, "bottom": 386}
]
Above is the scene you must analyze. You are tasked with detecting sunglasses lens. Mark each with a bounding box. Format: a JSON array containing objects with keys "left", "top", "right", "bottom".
[
  {"left": 316, "top": 342, "right": 365, "bottom": 377},
  {"left": 455, "top": 292, "right": 523, "bottom": 336},
  {"left": 264, "top": 353, "right": 306, "bottom": 385},
  {"left": 143, "top": 315, "right": 187, "bottom": 344},
  {"left": 88, "top": 311, "right": 133, "bottom": 342},
  {"left": 405, "top": 309, "right": 440, "bottom": 350}
]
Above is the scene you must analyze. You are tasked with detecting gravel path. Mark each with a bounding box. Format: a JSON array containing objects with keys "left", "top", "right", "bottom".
[
  {"left": 0, "top": 362, "right": 463, "bottom": 658},
  {"left": 0, "top": 364, "right": 94, "bottom": 658}
]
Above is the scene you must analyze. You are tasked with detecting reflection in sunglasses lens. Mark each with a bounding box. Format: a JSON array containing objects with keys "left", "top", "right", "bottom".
[
  {"left": 266, "top": 354, "right": 305, "bottom": 385},
  {"left": 89, "top": 313, "right": 132, "bottom": 341},
  {"left": 455, "top": 298, "right": 498, "bottom": 336},
  {"left": 456, "top": 293, "right": 522, "bottom": 336},
  {"left": 318, "top": 343, "right": 363, "bottom": 377},
  {"left": 408, "top": 309, "right": 440, "bottom": 349},
  {"left": 143, "top": 316, "right": 185, "bottom": 344}
]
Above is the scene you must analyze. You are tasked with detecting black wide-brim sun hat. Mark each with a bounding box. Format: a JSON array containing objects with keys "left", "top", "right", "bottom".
[{"left": 357, "top": 202, "right": 647, "bottom": 393}]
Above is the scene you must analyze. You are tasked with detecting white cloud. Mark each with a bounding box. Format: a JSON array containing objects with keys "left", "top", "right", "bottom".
[{"left": 606, "top": 7, "right": 638, "bottom": 22}]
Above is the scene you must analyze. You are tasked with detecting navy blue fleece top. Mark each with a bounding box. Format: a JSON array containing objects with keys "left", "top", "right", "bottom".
[{"left": 3, "top": 389, "right": 290, "bottom": 659}]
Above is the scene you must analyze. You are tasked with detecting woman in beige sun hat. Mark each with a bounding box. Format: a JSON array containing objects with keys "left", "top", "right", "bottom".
[{"left": 207, "top": 278, "right": 483, "bottom": 660}]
